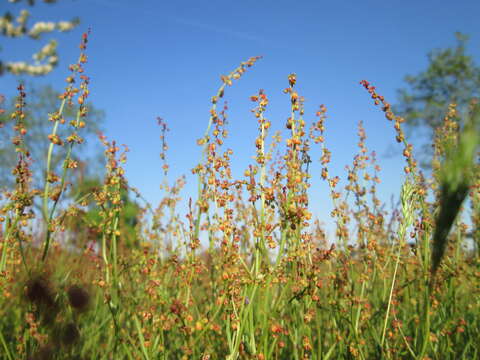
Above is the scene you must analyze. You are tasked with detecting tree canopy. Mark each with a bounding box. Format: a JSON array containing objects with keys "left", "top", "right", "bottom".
[{"left": 395, "top": 32, "right": 480, "bottom": 148}]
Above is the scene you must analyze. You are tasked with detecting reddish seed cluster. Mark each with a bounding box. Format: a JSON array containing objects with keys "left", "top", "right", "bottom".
[
  {"left": 360, "top": 80, "right": 418, "bottom": 175},
  {"left": 250, "top": 89, "right": 271, "bottom": 166},
  {"left": 11, "top": 84, "right": 28, "bottom": 146},
  {"left": 1, "top": 28, "right": 479, "bottom": 360},
  {"left": 157, "top": 117, "right": 170, "bottom": 175}
]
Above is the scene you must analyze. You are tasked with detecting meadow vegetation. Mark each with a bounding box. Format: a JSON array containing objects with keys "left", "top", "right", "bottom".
[{"left": 0, "top": 31, "right": 479, "bottom": 360}]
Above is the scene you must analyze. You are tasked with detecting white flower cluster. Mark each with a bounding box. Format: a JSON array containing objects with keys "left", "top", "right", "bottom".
[
  {"left": 57, "top": 20, "right": 77, "bottom": 32},
  {"left": 6, "top": 62, "right": 53, "bottom": 76},
  {"left": 28, "top": 19, "right": 78, "bottom": 38},
  {"left": 32, "top": 39, "right": 58, "bottom": 62},
  {"left": 0, "top": 9, "right": 29, "bottom": 37},
  {"left": 28, "top": 21, "right": 56, "bottom": 39},
  {"left": 6, "top": 39, "right": 58, "bottom": 76},
  {"left": 1, "top": 6, "right": 79, "bottom": 76},
  {"left": 1, "top": 10, "right": 78, "bottom": 39}
]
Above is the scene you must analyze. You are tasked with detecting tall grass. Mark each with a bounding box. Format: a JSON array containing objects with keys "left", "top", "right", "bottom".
[{"left": 0, "top": 31, "right": 479, "bottom": 360}]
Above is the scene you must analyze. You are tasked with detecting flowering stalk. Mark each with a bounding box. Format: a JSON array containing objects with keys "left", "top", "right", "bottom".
[
  {"left": 42, "top": 31, "right": 90, "bottom": 261},
  {"left": 0, "top": 84, "right": 35, "bottom": 274},
  {"left": 192, "top": 57, "right": 261, "bottom": 255}
]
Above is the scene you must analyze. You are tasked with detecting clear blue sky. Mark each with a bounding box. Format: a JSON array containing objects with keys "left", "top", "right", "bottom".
[{"left": 2, "top": 0, "right": 480, "bottom": 235}]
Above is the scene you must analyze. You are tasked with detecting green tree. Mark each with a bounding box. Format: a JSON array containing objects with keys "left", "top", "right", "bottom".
[
  {"left": 395, "top": 32, "right": 480, "bottom": 164},
  {"left": 1, "top": 0, "right": 79, "bottom": 76}
]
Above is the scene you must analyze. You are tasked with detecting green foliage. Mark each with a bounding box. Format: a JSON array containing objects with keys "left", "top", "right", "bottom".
[
  {"left": 431, "top": 104, "right": 480, "bottom": 278},
  {"left": 395, "top": 32, "right": 480, "bottom": 163}
]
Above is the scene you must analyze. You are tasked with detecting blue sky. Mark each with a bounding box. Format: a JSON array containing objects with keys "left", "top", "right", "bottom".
[{"left": 2, "top": 0, "right": 480, "bottom": 235}]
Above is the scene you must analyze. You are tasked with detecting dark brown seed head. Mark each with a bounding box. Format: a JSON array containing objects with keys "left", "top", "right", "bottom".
[
  {"left": 67, "top": 285, "right": 90, "bottom": 311},
  {"left": 25, "top": 277, "right": 55, "bottom": 308},
  {"left": 62, "top": 322, "right": 80, "bottom": 346}
]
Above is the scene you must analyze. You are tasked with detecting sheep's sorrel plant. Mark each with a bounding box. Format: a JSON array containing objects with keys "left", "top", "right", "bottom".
[{"left": 0, "top": 31, "right": 479, "bottom": 360}]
